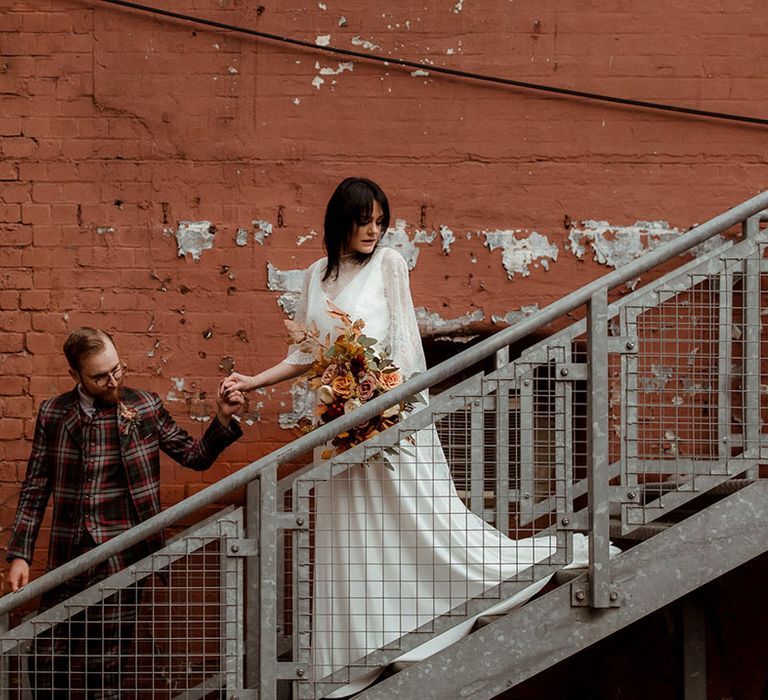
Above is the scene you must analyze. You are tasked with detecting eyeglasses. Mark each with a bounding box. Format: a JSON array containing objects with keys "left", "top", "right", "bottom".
[{"left": 88, "top": 361, "right": 127, "bottom": 388}]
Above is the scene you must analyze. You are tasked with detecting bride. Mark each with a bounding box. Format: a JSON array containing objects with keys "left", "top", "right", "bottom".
[{"left": 222, "top": 177, "right": 592, "bottom": 694}]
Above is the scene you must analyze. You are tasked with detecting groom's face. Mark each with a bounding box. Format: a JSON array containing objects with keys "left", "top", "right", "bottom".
[{"left": 72, "top": 339, "right": 124, "bottom": 405}]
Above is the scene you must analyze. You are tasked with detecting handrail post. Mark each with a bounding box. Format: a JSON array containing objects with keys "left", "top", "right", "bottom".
[
  {"left": 258, "top": 467, "right": 280, "bottom": 700},
  {"left": 742, "top": 212, "right": 765, "bottom": 470},
  {"left": 587, "top": 289, "right": 613, "bottom": 608},
  {"left": 245, "top": 478, "right": 261, "bottom": 690}
]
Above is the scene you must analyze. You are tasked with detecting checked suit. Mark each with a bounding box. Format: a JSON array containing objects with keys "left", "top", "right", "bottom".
[{"left": 6, "top": 385, "right": 243, "bottom": 698}]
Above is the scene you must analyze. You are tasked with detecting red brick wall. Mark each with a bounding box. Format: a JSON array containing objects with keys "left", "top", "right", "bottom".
[{"left": 1, "top": 0, "right": 767, "bottom": 582}]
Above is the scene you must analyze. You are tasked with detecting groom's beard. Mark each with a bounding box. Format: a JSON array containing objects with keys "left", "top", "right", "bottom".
[{"left": 92, "top": 383, "right": 121, "bottom": 406}]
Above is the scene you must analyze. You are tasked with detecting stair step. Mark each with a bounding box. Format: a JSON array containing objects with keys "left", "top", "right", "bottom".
[{"left": 610, "top": 519, "right": 673, "bottom": 540}]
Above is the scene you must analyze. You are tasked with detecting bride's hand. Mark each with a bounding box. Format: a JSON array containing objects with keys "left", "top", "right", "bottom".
[{"left": 221, "top": 372, "right": 253, "bottom": 396}]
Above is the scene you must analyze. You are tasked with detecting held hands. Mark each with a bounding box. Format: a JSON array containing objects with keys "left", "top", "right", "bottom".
[
  {"left": 8, "top": 558, "right": 29, "bottom": 592},
  {"left": 216, "top": 383, "right": 246, "bottom": 426},
  {"left": 221, "top": 372, "right": 253, "bottom": 398}
]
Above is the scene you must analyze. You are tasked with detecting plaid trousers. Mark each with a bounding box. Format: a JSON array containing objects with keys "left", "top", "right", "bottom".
[{"left": 29, "top": 532, "right": 143, "bottom": 700}]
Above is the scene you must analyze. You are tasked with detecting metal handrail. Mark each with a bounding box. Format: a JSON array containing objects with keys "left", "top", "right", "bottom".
[{"left": 2, "top": 189, "right": 766, "bottom": 616}]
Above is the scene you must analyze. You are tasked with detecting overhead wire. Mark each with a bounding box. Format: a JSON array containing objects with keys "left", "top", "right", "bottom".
[{"left": 94, "top": 0, "right": 768, "bottom": 128}]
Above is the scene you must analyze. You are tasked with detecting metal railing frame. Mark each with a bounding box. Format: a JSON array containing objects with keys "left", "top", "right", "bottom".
[{"left": 1, "top": 190, "right": 767, "bottom": 695}]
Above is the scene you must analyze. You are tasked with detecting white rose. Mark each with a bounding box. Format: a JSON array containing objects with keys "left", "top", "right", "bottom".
[
  {"left": 344, "top": 398, "right": 363, "bottom": 414},
  {"left": 317, "top": 384, "right": 335, "bottom": 404}
]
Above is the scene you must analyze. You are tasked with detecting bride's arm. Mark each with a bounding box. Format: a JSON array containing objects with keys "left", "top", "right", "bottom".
[
  {"left": 382, "top": 248, "right": 426, "bottom": 380},
  {"left": 222, "top": 262, "right": 318, "bottom": 397},
  {"left": 222, "top": 361, "right": 308, "bottom": 395}
]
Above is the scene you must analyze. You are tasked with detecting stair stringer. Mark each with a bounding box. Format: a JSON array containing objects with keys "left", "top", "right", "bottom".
[{"left": 354, "top": 479, "right": 768, "bottom": 700}]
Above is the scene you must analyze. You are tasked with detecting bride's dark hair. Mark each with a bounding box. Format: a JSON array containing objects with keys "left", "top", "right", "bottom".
[{"left": 323, "top": 177, "right": 390, "bottom": 281}]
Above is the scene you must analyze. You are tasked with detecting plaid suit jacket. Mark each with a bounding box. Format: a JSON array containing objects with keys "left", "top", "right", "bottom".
[{"left": 6, "top": 386, "right": 242, "bottom": 571}]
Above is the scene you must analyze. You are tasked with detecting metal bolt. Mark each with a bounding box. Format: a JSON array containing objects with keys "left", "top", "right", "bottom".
[
  {"left": 474, "top": 400, "right": 480, "bottom": 407},
  {"left": 560, "top": 367, "right": 569, "bottom": 377},
  {"left": 626, "top": 342, "right": 635, "bottom": 350},
  {"left": 627, "top": 491, "right": 637, "bottom": 500},
  {"left": 230, "top": 544, "right": 240, "bottom": 553},
  {"left": 561, "top": 517, "right": 570, "bottom": 526},
  {"left": 575, "top": 590, "right": 586, "bottom": 601},
  {"left": 296, "top": 667, "right": 306, "bottom": 677},
  {"left": 609, "top": 591, "right": 619, "bottom": 601},
  {"left": 523, "top": 492, "right": 531, "bottom": 499},
  {"left": 296, "top": 517, "right": 305, "bottom": 527},
  {"left": 524, "top": 379, "right": 531, "bottom": 386},
  {"left": 722, "top": 436, "right": 729, "bottom": 443}
]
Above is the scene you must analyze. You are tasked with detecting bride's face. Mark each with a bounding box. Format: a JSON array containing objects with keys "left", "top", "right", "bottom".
[{"left": 346, "top": 200, "right": 384, "bottom": 256}]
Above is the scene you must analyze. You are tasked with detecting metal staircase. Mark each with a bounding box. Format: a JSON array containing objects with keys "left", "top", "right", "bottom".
[{"left": 1, "top": 192, "right": 767, "bottom": 699}]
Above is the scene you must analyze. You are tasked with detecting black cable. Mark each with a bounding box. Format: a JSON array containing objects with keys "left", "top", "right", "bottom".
[{"left": 94, "top": 0, "right": 768, "bottom": 128}]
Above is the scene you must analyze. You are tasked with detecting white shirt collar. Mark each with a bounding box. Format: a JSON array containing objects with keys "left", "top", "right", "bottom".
[{"left": 76, "top": 384, "right": 97, "bottom": 417}]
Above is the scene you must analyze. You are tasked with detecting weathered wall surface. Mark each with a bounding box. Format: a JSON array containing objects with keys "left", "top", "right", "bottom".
[{"left": 1, "top": 0, "right": 767, "bottom": 577}]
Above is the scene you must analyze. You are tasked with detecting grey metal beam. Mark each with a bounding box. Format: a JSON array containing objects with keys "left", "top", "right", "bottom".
[{"left": 354, "top": 480, "right": 768, "bottom": 700}]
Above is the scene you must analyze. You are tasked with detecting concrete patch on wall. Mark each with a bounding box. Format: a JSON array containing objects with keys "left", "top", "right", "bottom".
[
  {"left": 267, "top": 263, "right": 306, "bottom": 317},
  {"left": 279, "top": 382, "right": 317, "bottom": 429},
  {"left": 568, "top": 220, "right": 679, "bottom": 269},
  {"left": 235, "top": 228, "right": 249, "bottom": 246},
  {"left": 491, "top": 304, "right": 541, "bottom": 326},
  {"left": 176, "top": 221, "right": 215, "bottom": 261},
  {"left": 482, "top": 230, "right": 559, "bottom": 278},
  {"left": 416, "top": 307, "right": 484, "bottom": 338}
]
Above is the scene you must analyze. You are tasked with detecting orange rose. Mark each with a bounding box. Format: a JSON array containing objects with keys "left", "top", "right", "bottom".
[
  {"left": 331, "top": 374, "right": 355, "bottom": 399},
  {"left": 378, "top": 370, "right": 403, "bottom": 391}
]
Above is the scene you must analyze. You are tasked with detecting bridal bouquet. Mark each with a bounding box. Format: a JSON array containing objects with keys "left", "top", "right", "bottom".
[{"left": 287, "top": 302, "right": 419, "bottom": 461}]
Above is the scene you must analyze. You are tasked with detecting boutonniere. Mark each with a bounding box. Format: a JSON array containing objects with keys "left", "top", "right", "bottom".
[{"left": 118, "top": 402, "right": 139, "bottom": 436}]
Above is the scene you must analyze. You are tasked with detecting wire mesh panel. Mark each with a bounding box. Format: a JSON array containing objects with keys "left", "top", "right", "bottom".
[
  {"left": 0, "top": 509, "right": 243, "bottom": 699},
  {"left": 285, "top": 368, "right": 573, "bottom": 698}
]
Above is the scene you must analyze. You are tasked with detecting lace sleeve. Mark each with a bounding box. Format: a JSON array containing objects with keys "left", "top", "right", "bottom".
[
  {"left": 284, "top": 264, "right": 315, "bottom": 367},
  {"left": 382, "top": 248, "right": 426, "bottom": 380}
]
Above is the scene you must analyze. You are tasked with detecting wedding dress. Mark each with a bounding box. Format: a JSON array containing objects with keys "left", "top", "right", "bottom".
[{"left": 286, "top": 246, "right": 597, "bottom": 695}]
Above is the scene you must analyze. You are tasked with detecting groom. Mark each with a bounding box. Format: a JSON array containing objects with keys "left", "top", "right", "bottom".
[{"left": 5, "top": 326, "right": 245, "bottom": 698}]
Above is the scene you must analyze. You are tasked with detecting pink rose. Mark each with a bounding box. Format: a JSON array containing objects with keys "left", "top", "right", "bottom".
[
  {"left": 358, "top": 375, "right": 376, "bottom": 401},
  {"left": 321, "top": 363, "right": 340, "bottom": 384}
]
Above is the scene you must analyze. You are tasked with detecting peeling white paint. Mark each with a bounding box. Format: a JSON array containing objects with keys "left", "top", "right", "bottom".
[
  {"left": 338, "top": 16, "right": 347, "bottom": 26},
  {"left": 293, "top": 97, "right": 302, "bottom": 105},
  {"left": 228, "top": 66, "right": 238, "bottom": 75},
  {"left": 411, "top": 69, "right": 430, "bottom": 77},
  {"left": 147, "top": 338, "right": 160, "bottom": 357},
  {"left": 439, "top": 225, "right": 455, "bottom": 254},
  {"left": 297, "top": 230, "right": 318, "bottom": 246},
  {"left": 316, "top": 34, "right": 331, "bottom": 46},
  {"left": 453, "top": 0, "right": 465, "bottom": 13},
  {"left": 416, "top": 308, "right": 484, "bottom": 337},
  {"left": 235, "top": 228, "right": 249, "bottom": 246},
  {"left": 253, "top": 219, "right": 273, "bottom": 244},
  {"left": 641, "top": 365, "right": 674, "bottom": 392},
  {"left": 318, "top": 2, "right": 326, "bottom": 9},
  {"left": 267, "top": 263, "right": 306, "bottom": 317},
  {"left": 413, "top": 229, "right": 436, "bottom": 244},
  {"left": 167, "top": 377, "right": 185, "bottom": 402},
  {"left": 96, "top": 226, "right": 116, "bottom": 235},
  {"left": 379, "top": 219, "right": 419, "bottom": 269},
  {"left": 279, "top": 382, "right": 317, "bottom": 428},
  {"left": 568, "top": 220, "right": 679, "bottom": 269},
  {"left": 176, "top": 221, "right": 215, "bottom": 261},
  {"left": 318, "top": 61, "right": 354, "bottom": 76},
  {"left": 483, "top": 230, "right": 558, "bottom": 278},
  {"left": 491, "top": 305, "right": 540, "bottom": 325},
  {"left": 352, "top": 36, "right": 381, "bottom": 51},
  {"left": 312, "top": 76, "right": 325, "bottom": 89}
]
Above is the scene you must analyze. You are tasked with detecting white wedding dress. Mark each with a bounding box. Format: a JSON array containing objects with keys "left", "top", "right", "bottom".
[{"left": 286, "top": 246, "right": 596, "bottom": 696}]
